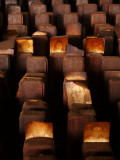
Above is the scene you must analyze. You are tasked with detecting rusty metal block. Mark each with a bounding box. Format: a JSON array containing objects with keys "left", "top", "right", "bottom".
[
  {"left": 8, "top": 13, "right": 23, "bottom": 25},
  {"left": 66, "top": 23, "right": 82, "bottom": 36},
  {"left": 19, "top": 74, "right": 47, "bottom": 105},
  {"left": 63, "top": 54, "right": 84, "bottom": 73},
  {"left": 91, "top": 12, "right": 106, "bottom": 27},
  {"left": 7, "top": 24, "right": 28, "bottom": 36},
  {"left": 64, "top": 13, "right": 79, "bottom": 28},
  {"left": 16, "top": 37, "right": 33, "bottom": 53},
  {"left": 37, "top": 24, "right": 57, "bottom": 37},
  {"left": 86, "top": 38, "right": 105, "bottom": 54},
  {"left": 22, "top": 100, "right": 48, "bottom": 111},
  {"left": 26, "top": 56, "right": 48, "bottom": 73}
]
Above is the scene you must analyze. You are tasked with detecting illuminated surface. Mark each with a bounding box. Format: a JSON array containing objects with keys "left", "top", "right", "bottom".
[
  {"left": 64, "top": 72, "right": 87, "bottom": 81},
  {"left": 32, "top": 31, "right": 47, "bottom": 36},
  {"left": 83, "top": 122, "right": 110, "bottom": 142},
  {"left": 86, "top": 38, "right": 104, "bottom": 54},
  {"left": 25, "top": 121, "right": 53, "bottom": 140},
  {"left": 16, "top": 39, "right": 33, "bottom": 53},
  {"left": 66, "top": 82, "right": 92, "bottom": 108},
  {"left": 50, "top": 36, "right": 68, "bottom": 54}
]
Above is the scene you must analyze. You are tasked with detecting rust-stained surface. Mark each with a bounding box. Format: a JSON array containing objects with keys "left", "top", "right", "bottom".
[
  {"left": 26, "top": 56, "right": 48, "bottom": 73},
  {"left": 25, "top": 121, "right": 53, "bottom": 140},
  {"left": 86, "top": 38, "right": 105, "bottom": 54},
  {"left": 50, "top": 36, "right": 68, "bottom": 54},
  {"left": 66, "top": 23, "right": 82, "bottom": 36},
  {"left": 16, "top": 39, "right": 33, "bottom": 53},
  {"left": 91, "top": 12, "right": 106, "bottom": 27},
  {"left": 63, "top": 55, "right": 84, "bottom": 73},
  {"left": 109, "top": 4, "right": 120, "bottom": 15},
  {"left": 64, "top": 13, "right": 78, "bottom": 28},
  {"left": 8, "top": 13, "right": 23, "bottom": 25},
  {"left": 76, "top": 0, "right": 88, "bottom": 6},
  {"left": 83, "top": 122, "right": 110, "bottom": 142}
]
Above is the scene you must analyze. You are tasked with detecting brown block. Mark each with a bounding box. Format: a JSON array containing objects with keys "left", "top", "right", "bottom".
[
  {"left": 76, "top": 0, "right": 88, "bottom": 6},
  {"left": 66, "top": 23, "right": 82, "bottom": 36},
  {"left": 91, "top": 12, "right": 106, "bottom": 27},
  {"left": 0, "top": 55, "right": 10, "bottom": 71},
  {"left": 86, "top": 38, "right": 105, "bottom": 54},
  {"left": 101, "top": 57, "right": 120, "bottom": 71},
  {"left": 37, "top": 24, "right": 57, "bottom": 37},
  {"left": 82, "top": 143, "right": 113, "bottom": 159},
  {"left": 23, "top": 137, "right": 55, "bottom": 157},
  {"left": 109, "top": 4, "right": 120, "bottom": 15},
  {"left": 32, "top": 34, "right": 48, "bottom": 56},
  {"left": 99, "top": 0, "right": 113, "bottom": 7},
  {"left": 65, "top": 44, "right": 84, "bottom": 56},
  {"left": 19, "top": 75, "right": 47, "bottom": 105},
  {"left": 51, "top": 0, "right": 63, "bottom": 8},
  {"left": 15, "top": 53, "right": 32, "bottom": 74},
  {"left": 5, "top": 0, "right": 17, "bottom": 4},
  {"left": 108, "top": 79, "right": 120, "bottom": 104},
  {"left": 22, "top": 100, "right": 48, "bottom": 111},
  {"left": 0, "top": 39, "right": 14, "bottom": 55},
  {"left": 35, "top": 14, "right": 50, "bottom": 28},
  {"left": 104, "top": 36, "right": 114, "bottom": 56},
  {"left": 28, "top": 0, "right": 43, "bottom": 8},
  {"left": 85, "top": 156, "right": 118, "bottom": 160},
  {"left": 115, "top": 13, "right": 120, "bottom": 25},
  {"left": 16, "top": 37, "right": 33, "bottom": 53},
  {"left": 63, "top": 54, "right": 84, "bottom": 73},
  {"left": 26, "top": 56, "right": 48, "bottom": 73},
  {"left": 19, "top": 110, "right": 46, "bottom": 136},
  {"left": 64, "top": 13, "right": 79, "bottom": 28},
  {"left": 30, "top": 2, "right": 47, "bottom": 16},
  {"left": 104, "top": 71, "right": 120, "bottom": 83},
  {"left": 64, "top": 72, "right": 87, "bottom": 81},
  {"left": 8, "top": 5, "right": 21, "bottom": 13},
  {"left": 53, "top": 4, "right": 71, "bottom": 30},
  {"left": 23, "top": 155, "right": 56, "bottom": 160},
  {"left": 8, "top": 13, "right": 23, "bottom": 25},
  {"left": 7, "top": 24, "right": 27, "bottom": 36},
  {"left": 94, "top": 23, "right": 114, "bottom": 36},
  {"left": 83, "top": 4, "right": 97, "bottom": 15},
  {"left": 42, "top": 12, "right": 55, "bottom": 25}
]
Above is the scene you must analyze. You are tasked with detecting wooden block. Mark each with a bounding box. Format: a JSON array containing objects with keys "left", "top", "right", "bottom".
[
  {"left": 35, "top": 13, "right": 50, "bottom": 28},
  {"left": 32, "top": 34, "right": 48, "bottom": 56},
  {"left": 64, "top": 13, "right": 79, "bottom": 28},
  {"left": 22, "top": 100, "right": 48, "bottom": 111},
  {"left": 63, "top": 54, "right": 84, "bottom": 73},
  {"left": 76, "top": 0, "right": 88, "bottom": 6},
  {"left": 23, "top": 137, "right": 55, "bottom": 157},
  {"left": 91, "top": 12, "right": 106, "bottom": 27},
  {"left": 66, "top": 23, "right": 82, "bottom": 36},
  {"left": 101, "top": 57, "right": 120, "bottom": 71},
  {"left": 19, "top": 75, "right": 47, "bottom": 105},
  {"left": 82, "top": 143, "right": 113, "bottom": 159},
  {"left": 16, "top": 37, "right": 33, "bottom": 53},
  {"left": 86, "top": 38, "right": 105, "bottom": 54},
  {"left": 8, "top": 13, "right": 23, "bottom": 25},
  {"left": 19, "top": 110, "right": 46, "bottom": 136},
  {"left": 26, "top": 56, "right": 48, "bottom": 73},
  {"left": 83, "top": 122, "right": 110, "bottom": 142},
  {"left": 37, "top": 24, "right": 57, "bottom": 37},
  {"left": 7, "top": 24, "right": 27, "bottom": 36}
]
